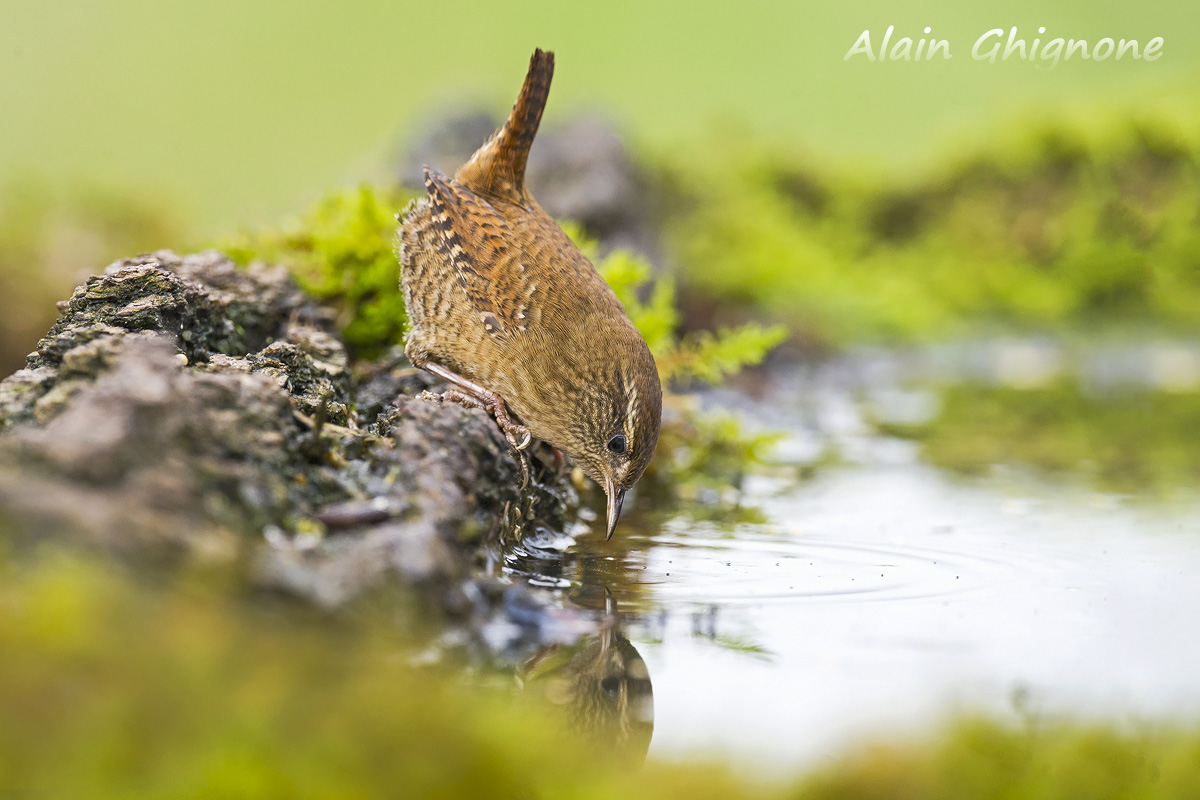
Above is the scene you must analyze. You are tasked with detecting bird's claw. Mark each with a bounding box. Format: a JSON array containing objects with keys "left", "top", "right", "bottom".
[
  {"left": 515, "top": 451, "right": 530, "bottom": 489},
  {"left": 504, "top": 425, "right": 532, "bottom": 451},
  {"left": 414, "top": 387, "right": 531, "bottom": 487},
  {"left": 496, "top": 421, "right": 531, "bottom": 488},
  {"left": 497, "top": 423, "right": 532, "bottom": 488}
]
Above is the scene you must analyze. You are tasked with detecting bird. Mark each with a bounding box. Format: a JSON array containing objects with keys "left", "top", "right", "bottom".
[{"left": 396, "top": 48, "right": 662, "bottom": 540}]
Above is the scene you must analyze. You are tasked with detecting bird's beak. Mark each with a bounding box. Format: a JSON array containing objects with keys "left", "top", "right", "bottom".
[{"left": 604, "top": 478, "right": 626, "bottom": 542}]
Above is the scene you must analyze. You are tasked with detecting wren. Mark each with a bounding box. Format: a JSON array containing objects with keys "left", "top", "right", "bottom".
[{"left": 397, "top": 49, "right": 662, "bottom": 540}]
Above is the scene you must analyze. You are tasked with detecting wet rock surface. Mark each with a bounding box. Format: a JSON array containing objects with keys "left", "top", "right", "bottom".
[{"left": 0, "top": 249, "right": 586, "bottom": 658}]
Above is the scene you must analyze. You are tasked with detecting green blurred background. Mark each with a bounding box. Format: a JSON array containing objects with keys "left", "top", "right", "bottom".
[{"left": 1, "top": 0, "right": 1194, "bottom": 233}]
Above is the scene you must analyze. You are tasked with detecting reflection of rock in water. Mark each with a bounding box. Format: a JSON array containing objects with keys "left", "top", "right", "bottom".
[
  {"left": 524, "top": 599, "right": 654, "bottom": 763},
  {"left": 399, "top": 113, "right": 658, "bottom": 261}
]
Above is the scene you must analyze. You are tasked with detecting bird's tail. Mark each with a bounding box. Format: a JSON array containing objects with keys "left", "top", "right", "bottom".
[{"left": 456, "top": 48, "right": 554, "bottom": 206}]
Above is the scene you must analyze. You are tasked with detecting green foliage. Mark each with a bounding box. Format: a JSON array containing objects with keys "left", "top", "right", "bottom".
[
  {"left": 666, "top": 111, "right": 1200, "bottom": 349},
  {"left": 584, "top": 243, "right": 680, "bottom": 356},
  {"left": 875, "top": 381, "right": 1200, "bottom": 494},
  {"left": 4, "top": 547, "right": 1200, "bottom": 798},
  {"left": 661, "top": 325, "right": 788, "bottom": 385},
  {"left": 564, "top": 222, "right": 786, "bottom": 386},
  {"left": 224, "top": 185, "right": 413, "bottom": 358}
]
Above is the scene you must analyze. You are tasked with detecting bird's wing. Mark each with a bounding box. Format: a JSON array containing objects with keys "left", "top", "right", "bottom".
[{"left": 422, "top": 167, "right": 537, "bottom": 337}]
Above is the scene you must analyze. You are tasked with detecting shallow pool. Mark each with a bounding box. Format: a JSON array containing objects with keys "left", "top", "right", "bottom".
[{"left": 508, "top": 347, "right": 1200, "bottom": 770}]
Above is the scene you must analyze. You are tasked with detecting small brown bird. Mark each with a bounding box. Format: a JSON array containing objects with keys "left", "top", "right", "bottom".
[{"left": 397, "top": 49, "right": 662, "bottom": 540}]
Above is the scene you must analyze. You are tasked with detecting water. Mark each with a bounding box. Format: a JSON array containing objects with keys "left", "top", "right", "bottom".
[{"left": 508, "top": 345, "right": 1200, "bottom": 770}]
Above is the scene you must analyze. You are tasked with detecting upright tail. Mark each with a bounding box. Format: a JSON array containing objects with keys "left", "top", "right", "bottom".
[{"left": 455, "top": 48, "right": 554, "bottom": 206}]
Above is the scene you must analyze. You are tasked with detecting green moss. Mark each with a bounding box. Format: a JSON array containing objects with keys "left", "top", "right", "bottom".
[
  {"left": 876, "top": 382, "right": 1200, "bottom": 494},
  {"left": 223, "top": 185, "right": 414, "bottom": 359},
  {"left": 664, "top": 110, "right": 1200, "bottom": 348},
  {"left": 0, "top": 547, "right": 773, "bottom": 799}
]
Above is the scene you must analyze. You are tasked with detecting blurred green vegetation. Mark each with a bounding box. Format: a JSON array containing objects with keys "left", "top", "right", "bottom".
[
  {"left": 8, "top": 107, "right": 1200, "bottom": 368},
  {"left": 875, "top": 381, "right": 1200, "bottom": 495},
  {"left": 0, "top": 544, "right": 738, "bottom": 798},
  {"left": 798, "top": 717, "right": 1200, "bottom": 800},
  {"left": 644, "top": 406, "right": 782, "bottom": 511},
  {"left": 567, "top": 223, "right": 787, "bottom": 386},
  {"left": 0, "top": 181, "right": 179, "bottom": 375},
  {"left": 4, "top": 543, "right": 1200, "bottom": 799},
  {"left": 2, "top": 2, "right": 1194, "bottom": 235},
  {"left": 668, "top": 111, "right": 1200, "bottom": 349}
]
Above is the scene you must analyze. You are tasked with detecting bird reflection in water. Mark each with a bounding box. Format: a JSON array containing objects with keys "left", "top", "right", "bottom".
[{"left": 520, "top": 590, "right": 653, "bottom": 763}]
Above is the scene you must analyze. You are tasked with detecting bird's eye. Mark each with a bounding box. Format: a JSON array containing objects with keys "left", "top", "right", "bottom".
[{"left": 607, "top": 434, "right": 627, "bottom": 455}]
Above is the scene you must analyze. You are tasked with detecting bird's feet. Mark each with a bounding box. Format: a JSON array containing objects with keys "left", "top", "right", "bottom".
[
  {"left": 417, "top": 387, "right": 532, "bottom": 487},
  {"left": 417, "top": 388, "right": 531, "bottom": 451}
]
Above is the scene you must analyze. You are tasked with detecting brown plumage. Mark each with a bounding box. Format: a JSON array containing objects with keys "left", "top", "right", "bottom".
[{"left": 397, "top": 48, "right": 662, "bottom": 540}]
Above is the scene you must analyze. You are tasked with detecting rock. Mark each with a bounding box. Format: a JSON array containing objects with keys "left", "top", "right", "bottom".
[
  {"left": 0, "top": 334, "right": 293, "bottom": 560},
  {"left": 29, "top": 251, "right": 317, "bottom": 370},
  {"left": 0, "top": 249, "right": 582, "bottom": 658}
]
